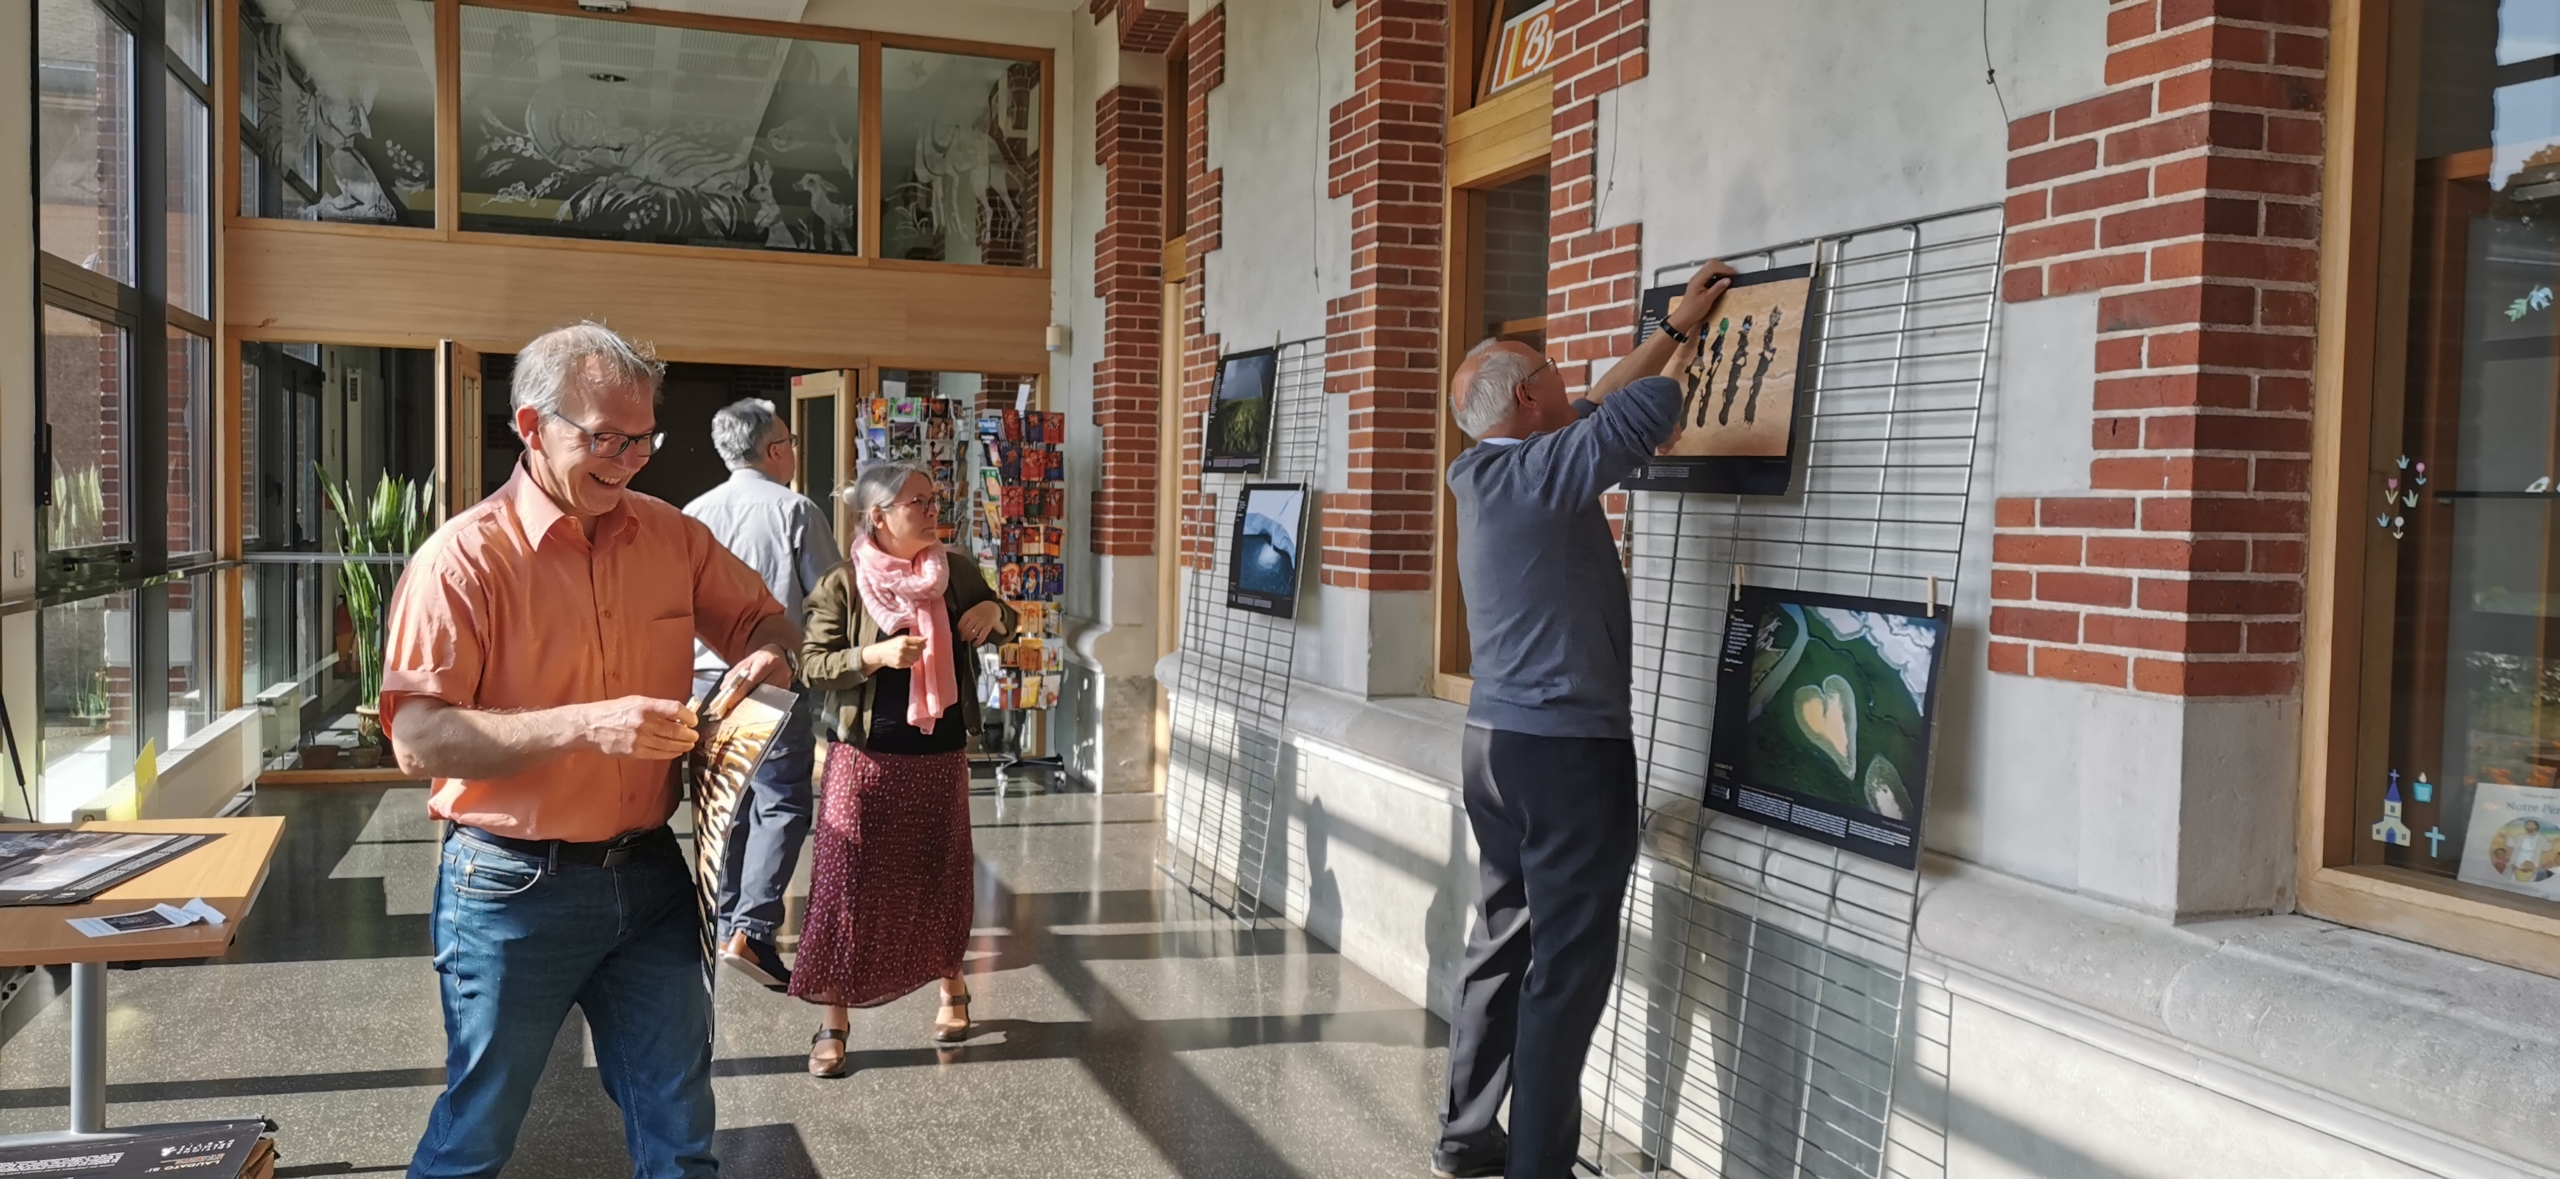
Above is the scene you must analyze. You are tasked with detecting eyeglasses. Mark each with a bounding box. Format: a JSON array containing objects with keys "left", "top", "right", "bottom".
[
  {"left": 886, "top": 492, "right": 938, "bottom": 511},
  {"left": 768, "top": 430, "right": 798, "bottom": 451},
  {"left": 1513, "top": 357, "right": 1556, "bottom": 392},
  {"left": 544, "top": 411, "right": 663, "bottom": 460}
]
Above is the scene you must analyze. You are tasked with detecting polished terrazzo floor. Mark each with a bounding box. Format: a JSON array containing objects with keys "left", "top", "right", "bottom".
[{"left": 0, "top": 784, "right": 1450, "bottom": 1177}]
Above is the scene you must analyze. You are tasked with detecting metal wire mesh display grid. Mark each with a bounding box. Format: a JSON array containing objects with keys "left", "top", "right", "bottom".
[
  {"left": 1158, "top": 339, "right": 1327, "bottom": 922},
  {"left": 1579, "top": 205, "right": 2002, "bottom": 1179}
]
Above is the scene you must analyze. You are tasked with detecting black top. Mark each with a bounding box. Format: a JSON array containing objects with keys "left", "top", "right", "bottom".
[{"left": 862, "top": 608, "right": 968, "bottom": 756}]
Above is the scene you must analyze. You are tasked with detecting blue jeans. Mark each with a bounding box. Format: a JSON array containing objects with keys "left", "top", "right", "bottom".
[
  {"left": 714, "top": 693, "right": 816, "bottom": 944},
  {"left": 408, "top": 827, "right": 717, "bottom": 1179}
]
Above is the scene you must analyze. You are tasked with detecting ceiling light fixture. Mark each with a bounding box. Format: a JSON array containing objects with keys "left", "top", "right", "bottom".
[
  {"left": 575, "top": 0, "right": 630, "bottom": 12},
  {"left": 588, "top": 72, "right": 628, "bottom": 83}
]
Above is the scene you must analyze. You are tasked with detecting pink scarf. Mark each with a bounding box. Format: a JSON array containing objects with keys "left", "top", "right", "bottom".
[{"left": 850, "top": 536, "right": 958, "bottom": 734}]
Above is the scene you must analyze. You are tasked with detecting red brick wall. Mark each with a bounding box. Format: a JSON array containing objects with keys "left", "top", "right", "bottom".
[
  {"left": 1542, "top": 0, "right": 1648, "bottom": 538},
  {"left": 1116, "top": 0, "right": 1187, "bottom": 54},
  {"left": 1091, "top": 84, "right": 1167, "bottom": 557},
  {"left": 1320, "top": 0, "right": 1448, "bottom": 592},
  {"left": 1990, "top": 0, "right": 2324, "bottom": 697},
  {"left": 1542, "top": 0, "right": 1648, "bottom": 399},
  {"left": 1178, "top": 6, "right": 1228, "bottom": 571}
]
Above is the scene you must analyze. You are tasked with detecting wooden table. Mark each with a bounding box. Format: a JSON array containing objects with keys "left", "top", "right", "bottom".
[{"left": 0, "top": 817, "right": 285, "bottom": 1138}]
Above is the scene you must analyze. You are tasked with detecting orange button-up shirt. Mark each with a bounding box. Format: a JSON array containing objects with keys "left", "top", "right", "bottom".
[{"left": 380, "top": 462, "right": 782, "bottom": 842}]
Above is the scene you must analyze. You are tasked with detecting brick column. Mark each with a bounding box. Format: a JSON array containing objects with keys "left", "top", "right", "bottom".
[
  {"left": 1319, "top": 0, "right": 1446, "bottom": 592},
  {"left": 1177, "top": 6, "right": 1228, "bottom": 571},
  {"left": 1542, "top": 0, "right": 1649, "bottom": 397},
  {"left": 1091, "top": 84, "right": 1167, "bottom": 557},
  {"left": 1990, "top": 0, "right": 2324, "bottom": 696}
]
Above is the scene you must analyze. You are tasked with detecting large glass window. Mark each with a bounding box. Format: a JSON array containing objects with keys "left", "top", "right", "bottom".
[
  {"left": 2368, "top": 0, "right": 2560, "bottom": 911},
  {"left": 38, "top": 593, "right": 135, "bottom": 821},
  {"left": 457, "top": 8, "right": 863, "bottom": 254},
  {"left": 43, "top": 307, "right": 128, "bottom": 553},
  {"left": 167, "top": 83, "right": 210, "bottom": 316},
  {"left": 31, "top": 0, "right": 220, "bottom": 820},
  {"left": 880, "top": 48, "right": 1041, "bottom": 266},
  {"left": 168, "top": 329, "right": 210, "bottom": 559},
  {"left": 38, "top": 0, "right": 135, "bottom": 284},
  {"left": 239, "top": 0, "right": 437, "bottom": 225},
  {"left": 167, "top": 573, "right": 223, "bottom": 746}
]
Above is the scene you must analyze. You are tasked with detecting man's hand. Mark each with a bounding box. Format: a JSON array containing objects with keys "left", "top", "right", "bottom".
[
  {"left": 582, "top": 696, "right": 700, "bottom": 760},
  {"left": 957, "top": 601, "right": 1006, "bottom": 644},
  {"left": 711, "top": 644, "right": 794, "bottom": 715},
  {"left": 1667, "top": 261, "right": 1738, "bottom": 335},
  {"left": 863, "top": 635, "right": 927, "bottom": 672}
]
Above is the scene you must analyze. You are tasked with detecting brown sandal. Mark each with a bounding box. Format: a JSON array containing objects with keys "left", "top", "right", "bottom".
[
  {"left": 933, "top": 989, "right": 971, "bottom": 1043},
  {"left": 808, "top": 1027, "right": 849, "bottom": 1078}
]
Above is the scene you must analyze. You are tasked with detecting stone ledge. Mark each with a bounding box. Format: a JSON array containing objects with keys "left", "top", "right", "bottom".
[
  {"left": 1152, "top": 649, "right": 1470, "bottom": 793},
  {"left": 1282, "top": 679, "right": 1468, "bottom": 793},
  {"left": 1918, "top": 856, "right": 2560, "bottom": 1169}
]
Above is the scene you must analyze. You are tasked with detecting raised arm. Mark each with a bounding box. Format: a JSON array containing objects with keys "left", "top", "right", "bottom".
[
  {"left": 1509, "top": 377, "right": 1687, "bottom": 511},
  {"left": 1584, "top": 261, "right": 1737, "bottom": 406}
]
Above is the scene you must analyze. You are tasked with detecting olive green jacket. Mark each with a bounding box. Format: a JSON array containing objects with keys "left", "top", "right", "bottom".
[{"left": 800, "top": 555, "right": 1015, "bottom": 744}]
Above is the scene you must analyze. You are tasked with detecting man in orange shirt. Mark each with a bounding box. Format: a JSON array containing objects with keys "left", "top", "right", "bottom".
[{"left": 381, "top": 322, "right": 796, "bottom": 1179}]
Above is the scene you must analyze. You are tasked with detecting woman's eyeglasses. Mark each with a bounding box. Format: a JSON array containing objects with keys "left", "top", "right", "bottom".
[
  {"left": 544, "top": 411, "right": 663, "bottom": 460},
  {"left": 886, "top": 492, "right": 939, "bottom": 511}
]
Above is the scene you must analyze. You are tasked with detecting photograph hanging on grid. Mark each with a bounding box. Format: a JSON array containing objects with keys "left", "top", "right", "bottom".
[
  {"left": 1625, "top": 262, "right": 1815, "bottom": 496},
  {"left": 1225, "top": 482, "right": 1309, "bottom": 619},
  {"left": 1704, "top": 583, "right": 1950, "bottom": 868},
  {"left": 1202, "top": 347, "right": 1279, "bottom": 473}
]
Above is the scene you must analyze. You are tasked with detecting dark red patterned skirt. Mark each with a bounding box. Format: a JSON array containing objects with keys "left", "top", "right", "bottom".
[{"left": 788, "top": 744, "right": 974, "bottom": 1009}]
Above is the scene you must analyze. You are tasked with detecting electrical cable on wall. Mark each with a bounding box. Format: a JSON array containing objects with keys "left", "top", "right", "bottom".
[
  {"left": 1, "top": 697, "right": 32, "bottom": 822},
  {"left": 1981, "top": 0, "right": 2013, "bottom": 127}
]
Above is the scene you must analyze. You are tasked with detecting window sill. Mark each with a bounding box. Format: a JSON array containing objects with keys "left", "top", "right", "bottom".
[{"left": 2298, "top": 862, "right": 2560, "bottom": 978}]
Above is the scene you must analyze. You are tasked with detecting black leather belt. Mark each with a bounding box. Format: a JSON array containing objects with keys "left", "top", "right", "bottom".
[{"left": 451, "top": 823, "right": 672, "bottom": 868}]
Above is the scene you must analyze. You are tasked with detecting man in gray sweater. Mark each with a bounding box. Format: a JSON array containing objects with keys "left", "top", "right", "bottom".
[{"left": 1433, "top": 261, "right": 1734, "bottom": 1179}]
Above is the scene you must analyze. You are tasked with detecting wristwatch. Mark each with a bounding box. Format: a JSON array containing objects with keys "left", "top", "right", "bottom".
[{"left": 1659, "top": 318, "right": 1692, "bottom": 344}]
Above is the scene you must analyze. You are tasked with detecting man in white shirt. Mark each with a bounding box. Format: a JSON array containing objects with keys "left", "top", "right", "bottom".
[{"left": 684, "top": 397, "right": 842, "bottom": 989}]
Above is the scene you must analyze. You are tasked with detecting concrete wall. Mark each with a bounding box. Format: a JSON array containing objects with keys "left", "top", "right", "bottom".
[{"left": 1, "top": 8, "right": 35, "bottom": 822}]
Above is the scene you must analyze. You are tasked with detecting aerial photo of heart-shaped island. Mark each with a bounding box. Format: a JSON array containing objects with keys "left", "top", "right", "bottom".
[{"left": 1792, "top": 674, "right": 1858, "bottom": 780}]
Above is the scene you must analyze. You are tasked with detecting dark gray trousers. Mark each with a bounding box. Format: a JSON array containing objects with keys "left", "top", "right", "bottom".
[{"left": 1438, "top": 725, "right": 1640, "bottom": 1179}]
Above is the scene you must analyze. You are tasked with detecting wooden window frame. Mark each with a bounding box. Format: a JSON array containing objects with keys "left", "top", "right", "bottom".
[
  {"left": 2302, "top": 0, "right": 2560, "bottom": 976},
  {"left": 1432, "top": 7, "right": 1555, "bottom": 706}
]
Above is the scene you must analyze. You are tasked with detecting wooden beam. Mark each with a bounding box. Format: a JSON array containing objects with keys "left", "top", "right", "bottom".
[
  {"left": 1448, "top": 73, "right": 1552, "bottom": 190},
  {"left": 435, "top": 0, "right": 460, "bottom": 237},
  {"left": 223, "top": 220, "right": 1052, "bottom": 371}
]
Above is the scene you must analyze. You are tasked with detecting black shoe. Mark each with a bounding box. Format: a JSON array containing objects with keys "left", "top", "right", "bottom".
[
  {"left": 1430, "top": 1131, "right": 1508, "bottom": 1179},
  {"left": 719, "top": 931, "right": 792, "bottom": 993}
]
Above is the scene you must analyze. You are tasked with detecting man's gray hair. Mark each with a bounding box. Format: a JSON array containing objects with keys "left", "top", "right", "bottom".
[
  {"left": 1454, "top": 338, "right": 1538, "bottom": 440},
  {"left": 510, "top": 321, "right": 664, "bottom": 417},
  {"left": 841, "top": 460, "right": 933, "bottom": 544},
  {"left": 711, "top": 397, "right": 784, "bottom": 470}
]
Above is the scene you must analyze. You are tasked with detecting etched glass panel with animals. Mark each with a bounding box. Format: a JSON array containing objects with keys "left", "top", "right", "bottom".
[
  {"left": 459, "top": 8, "right": 862, "bottom": 254},
  {"left": 880, "top": 48, "right": 1041, "bottom": 267}
]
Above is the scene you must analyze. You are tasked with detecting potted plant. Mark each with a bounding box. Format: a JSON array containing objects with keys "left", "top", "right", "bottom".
[{"left": 317, "top": 467, "right": 433, "bottom": 752}]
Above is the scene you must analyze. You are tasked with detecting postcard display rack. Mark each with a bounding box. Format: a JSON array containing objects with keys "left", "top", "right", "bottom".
[
  {"left": 1571, "top": 206, "right": 2002, "bottom": 1179},
  {"left": 1156, "top": 339, "right": 1325, "bottom": 924},
  {"left": 972, "top": 405, "right": 1068, "bottom": 758},
  {"left": 858, "top": 383, "right": 1064, "bottom": 765}
]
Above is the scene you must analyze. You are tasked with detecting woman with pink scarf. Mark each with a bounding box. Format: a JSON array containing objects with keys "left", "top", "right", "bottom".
[{"left": 791, "top": 460, "right": 1013, "bottom": 1076}]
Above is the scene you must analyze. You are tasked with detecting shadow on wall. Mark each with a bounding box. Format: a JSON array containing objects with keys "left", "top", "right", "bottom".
[{"left": 1269, "top": 741, "right": 1474, "bottom": 1018}]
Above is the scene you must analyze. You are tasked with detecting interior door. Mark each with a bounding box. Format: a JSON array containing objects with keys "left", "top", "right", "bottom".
[{"left": 434, "top": 341, "right": 483, "bottom": 520}]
